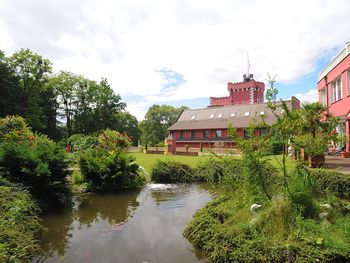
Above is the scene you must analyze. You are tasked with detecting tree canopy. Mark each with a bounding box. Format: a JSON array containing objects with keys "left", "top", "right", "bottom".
[
  {"left": 0, "top": 49, "right": 139, "bottom": 143},
  {"left": 139, "top": 105, "right": 187, "bottom": 146}
]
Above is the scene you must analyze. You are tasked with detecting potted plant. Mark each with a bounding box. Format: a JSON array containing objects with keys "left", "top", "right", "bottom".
[
  {"left": 184, "top": 144, "right": 189, "bottom": 153},
  {"left": 341, "top": 151, "right": 350, "bottom": 158}
]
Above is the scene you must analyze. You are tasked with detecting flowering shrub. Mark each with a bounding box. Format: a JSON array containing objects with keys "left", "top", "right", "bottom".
[
  {"left": 0, "top": 115, "right": 31, "bottom": 143},
  {"left": 0, "top": 116, "right": 69, "bottom": 205},
  {"left": 98, "top": 128, "right": 132, "bottom": 150}
]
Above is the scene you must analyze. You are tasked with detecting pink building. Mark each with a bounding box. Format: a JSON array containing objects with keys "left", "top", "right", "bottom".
[
  {"left": 318, "top": 42, "right": 350, "bottom": 152},
  {"left": 167, "top": 73, "right": 300, "bottom": 152}
]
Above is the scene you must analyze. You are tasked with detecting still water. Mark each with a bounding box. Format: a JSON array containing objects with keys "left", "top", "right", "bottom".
[{"left": 38, "top": 184, "right": 211, "bottom": 263}]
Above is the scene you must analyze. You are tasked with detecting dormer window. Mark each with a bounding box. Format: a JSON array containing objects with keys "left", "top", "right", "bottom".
[
  {"left": 244, "top": 112, "right": 250, "bottom": 117},
  {"left": 209, "top": 114, "right": 215, "bottom": 119},
  {"left": 217, "top": 113, "right": 223, "bottom": 118},
  {"left": 230, "top": 113, "right": 236, "bottom": 117},
  {"left": 191, "top": 115, "right": 196, "bottom": 120}
]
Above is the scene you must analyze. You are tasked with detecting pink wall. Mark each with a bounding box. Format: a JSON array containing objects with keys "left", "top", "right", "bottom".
[
  {"left": 318, "top": 53, "right": 350, "bottom": 152},
  {"left": 318, "top": 54, "right": 350, "bottom": 118}
]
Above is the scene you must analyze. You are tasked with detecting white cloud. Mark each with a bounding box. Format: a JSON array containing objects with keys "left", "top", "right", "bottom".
[
  {"left": 0, "top": 0, "right": 349, "bottom": 119},
  {"left": 295, "top": 89, "right": 319, "bottom": 104}
]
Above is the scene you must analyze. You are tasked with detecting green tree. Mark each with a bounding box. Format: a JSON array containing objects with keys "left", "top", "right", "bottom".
[
  {"left": 0, "top": 50, "right": 22, "bottom": 117},
  {"left": 139, "top": 105, "right": 187, "bottom": 146},
  {"left": 49, "top": 71, "right": 81, "bottom": 137},
  {"left": 113, "top": 111, "right": 141, "bottom": 145},
  {"left": 6, "top": 49, "right": 53, "bottom": 131},
  {"left": 265, "top": 73, "right": 278, "bottom": 102}
]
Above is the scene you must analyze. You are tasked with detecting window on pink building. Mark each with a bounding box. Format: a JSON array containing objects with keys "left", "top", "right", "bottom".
[
  {"left": 320, "top": 88, "right": 326, "bottom": 106},
  {"left": 331, "top": 77, "right": 342, "bottom": 103},
  {"left": 203, "top": 130, "right": 209, "bottom": 138},
  {"left": 348, "top": 70, "right": 350, "bottom": 96},
  {"left": 180, "top": 131, "right": 185, "bottom": 138},
  {"left": 215, "top": 130, "right": 222, "bottom": 138},
  {"left": 191, "top": 131, "right": 196, "bottom": 138}
]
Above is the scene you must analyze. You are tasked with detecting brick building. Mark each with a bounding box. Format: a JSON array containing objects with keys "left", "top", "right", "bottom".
[
  {"left": 318, "top": 42, "right": 350, "bottom": 152},
  {"left": 166, "top": 73, "right": 300, "bottom": 152}
]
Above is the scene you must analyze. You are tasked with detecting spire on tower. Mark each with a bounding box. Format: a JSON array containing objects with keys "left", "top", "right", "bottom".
[
  {"left": 243, "top": 53, "right": 253, "bottom": 82},
  {"left": 247, "top": 52, "right": 250, "bottom": 76}
]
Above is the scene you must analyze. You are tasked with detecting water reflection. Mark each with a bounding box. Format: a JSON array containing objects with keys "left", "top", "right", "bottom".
[{"left": 37, "top": 184, "right": 210, "bottom": 263}]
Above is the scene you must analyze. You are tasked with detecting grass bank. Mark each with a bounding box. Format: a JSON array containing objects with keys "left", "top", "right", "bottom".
[
  {"left": 183, "top": 156, "right": 350, "bottom": 262},
  {"left": 130, "top": 152, "right": 206, "bottom": 174}
]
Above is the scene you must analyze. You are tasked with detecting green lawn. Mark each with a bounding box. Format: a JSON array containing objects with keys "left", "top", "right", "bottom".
[
  {"left": 131, "top": 152, "right": 297, "bottom": 176},
  {"left": 131, "top": 153, "right": 207, "bottom": 174}
]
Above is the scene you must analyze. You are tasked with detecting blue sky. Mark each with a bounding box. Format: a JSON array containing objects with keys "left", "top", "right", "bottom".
[
  {"left": 124, "top": 46, "right": 342, "bottom": 111},
  {"left": 1, "top": 0, "right": 349, "bottom": 119}
]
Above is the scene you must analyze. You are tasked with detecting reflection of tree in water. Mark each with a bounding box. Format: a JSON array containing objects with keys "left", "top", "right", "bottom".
[
  {"left": 38, "top": 206, "right": 74, "bottom": 261},
  {"left": 37, "top": 189, "right": 141, "bottom": 261},
  {"left": 75, "top": 190, "right": 140, "bottom": 226}
]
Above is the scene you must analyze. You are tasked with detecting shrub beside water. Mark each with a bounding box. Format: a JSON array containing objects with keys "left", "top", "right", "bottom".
[
  {"left": 310, "top": 168, "right": 350, "bottom": 199},
  {"left": 0, "top": 186, "right": 44, "bottom": 262},
  {"left": 0, "top": 116, "right": 70, "bottom": 206},
  {"left": 79, "top": 148, "right": 145, "bottom": 191},
  {"left": 151, "top": 160, "right": 204, "bottom": 183},
  {"left": 185, "top": 195, "right": 350, "bottom": 262}
]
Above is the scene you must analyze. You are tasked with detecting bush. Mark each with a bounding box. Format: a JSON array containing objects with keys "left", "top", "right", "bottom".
[
  {"left": 0, "top": 122, "right": 70, "bottom": 206},
  {"left": 151, "top": 160, "right": 202, "bottom": 183},
  {"left": 98, "top": 129, "right": 131, "bottom": 150},
  {"left": 196, "top": 157, "right": 226, "bottom": 183},
  {"left": 0, "top": 115, "right": 31, "bottom": 143},
  {"left": 0, "top": 186, "right": 44, "bottom": 262},
  {"left": 309, "top": 169, "right": 350, "bottom": 199},
  {"left": 67, "top": 134, "right": 98, "bottom": 152},
  {"left": 79, "top": 148, "right": 145, "bottom": 191}
]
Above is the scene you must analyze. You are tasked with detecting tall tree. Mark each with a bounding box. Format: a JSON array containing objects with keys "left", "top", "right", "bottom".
[
  {"left": 6, "top": 49, "right": 53, "bottom": 133},
  {"left": 0, "top": 50, "right": 22, "bottom": 117},
  {"left": 49, "top": 71, "right": 81, "bottom": 137},
  {"left": 139, "top": 105, "right": 187, "bottom": 146}
]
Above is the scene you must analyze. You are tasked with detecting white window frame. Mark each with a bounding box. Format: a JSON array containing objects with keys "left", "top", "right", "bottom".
[
  {"left": 331, "top": 77, "right": 342, "bottom": 103},
  {"left": 347, "top": 70, "right": 350, "bottom": 96},
  {"left": 320, "top": 88, "right": 326, "bottom": 106}
]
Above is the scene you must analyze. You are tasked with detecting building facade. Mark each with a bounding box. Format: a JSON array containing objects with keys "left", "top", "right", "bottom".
[
  {"left": 167, "top": 73, "right": 300, "bottom": 152},
  {"left": 318, "top": 42, "right": 350, "bottom": 152}
]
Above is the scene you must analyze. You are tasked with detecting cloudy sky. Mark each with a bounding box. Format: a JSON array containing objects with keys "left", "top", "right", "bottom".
[{"left": 0, "top": 0, "right": 349, "bottom": 119}]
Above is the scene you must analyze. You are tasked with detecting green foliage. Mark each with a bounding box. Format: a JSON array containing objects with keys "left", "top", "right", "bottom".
[
  {"left": 185, "top": 196, "right": 350, "bottom": 262},
  {"left": 139, "top": 104, "right": 187, "bottom": 146},
  {"left": 113, "top": 111, "right": 141, "bottom": 146},
  {"left": 0, "top": 115, "right": 31, "bottom": 143},
  {"left": 79, "top": 148, "right": 145, "bottom": 191},
  {"left": 0, "top": 186, "right": 44, "bottom": 262},
  {"left": 67, "top": 133, "right": 98, "bottom": 152},
  {"left": 265, "top": 73, "right": 278, "bottom": 102},
  {"left": 151, "top": 160, "right": 203, "bottom": 183},
  {"left": 98, "top": 128, "right": 132, "bottom": 150},
  {"left": 70, "top": 170, "right": 85, "bottom": 185},
  {"left": 51, "top": 72, "right": 127, "bottom": 137},
  {"left": 0, "top": 116, "right": 70, "bottom": 205},
  {"left": 309, "top": 169, "right": 350, "bottom": 199}
]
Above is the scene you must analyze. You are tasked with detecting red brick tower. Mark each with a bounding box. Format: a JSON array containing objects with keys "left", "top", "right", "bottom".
[{"left": 209, "top": 74, "right": 265, "bottom": 107}]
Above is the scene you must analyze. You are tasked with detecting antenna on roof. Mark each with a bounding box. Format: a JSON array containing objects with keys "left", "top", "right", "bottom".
[
  {"left": 243, "top": 52, "right": 253, "bottom": 82},
  {"left": 247, "top": 52, "right": 250, "bottom": 76}
]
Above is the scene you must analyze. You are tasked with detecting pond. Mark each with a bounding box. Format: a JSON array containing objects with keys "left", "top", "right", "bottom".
[{"left": 37, "top": 183, "right": 211, "bottom": 263}]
